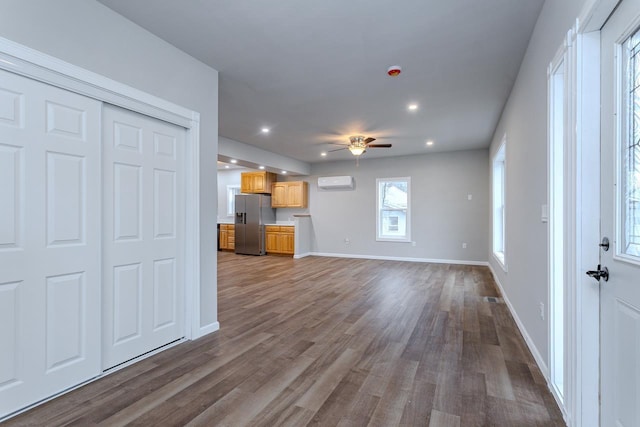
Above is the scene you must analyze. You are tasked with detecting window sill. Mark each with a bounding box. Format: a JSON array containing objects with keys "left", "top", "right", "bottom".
[
  {"left": 493, "top": 252, "right": 507, "bottom": 272},
  {"left": 376, "top": 237, "right": 412, "bottom": 243}
]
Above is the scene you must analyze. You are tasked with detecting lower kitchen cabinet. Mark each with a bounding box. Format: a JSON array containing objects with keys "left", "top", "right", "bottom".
[
  {"left": 219, "top": 224, "right": 235, "bottom": 250},
  {"left": 265, "top": 225, "right": 294, "bottom": 255}
]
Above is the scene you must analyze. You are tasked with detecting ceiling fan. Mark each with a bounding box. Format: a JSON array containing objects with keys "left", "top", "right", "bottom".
[{"left": 329, "top": 135, "right": 392, "bottom": 156}]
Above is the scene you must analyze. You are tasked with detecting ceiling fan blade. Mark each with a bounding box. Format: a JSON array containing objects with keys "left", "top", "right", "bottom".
[
  {"left": 328, "top": 147, "right": 348, "bottom": 152},
  {"left": 329, "top": 142, "right": 348, "bottom": 146},
  {"left": 367, "top": 144, "right": 392, "bottom": 148},
  {"left": 364, "top": 137, "right": 376, "bottom": 144}
]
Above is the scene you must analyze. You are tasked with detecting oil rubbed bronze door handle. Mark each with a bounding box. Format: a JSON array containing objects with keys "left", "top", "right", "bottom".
[{"left": 586, "top": 265, "right": 609, "bottom": 282}]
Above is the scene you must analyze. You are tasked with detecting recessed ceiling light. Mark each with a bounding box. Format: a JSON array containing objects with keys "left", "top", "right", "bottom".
[
  {"left": 321, "top": 152, "right": 327, "bottom": 157},
  {"left": 261, "top": 127, "right": 270, "bottom": 133},
  {"left": 230, "top": 159, "right": 237, "bottom": 164},
  {"left": 426, "top": 140, "right": 434, "bottom": 146},
  {"left": 225, "top": 165, "right": 230, "bottom": 169},
  {"left": 281, "top": 170, "right": 287, "bottom": 174},
  {"left": 408, "top": 103, "right": 418, "bottom": 111},
  {"left": 259, "top": 165, "right": 265, "bottom": 170}
]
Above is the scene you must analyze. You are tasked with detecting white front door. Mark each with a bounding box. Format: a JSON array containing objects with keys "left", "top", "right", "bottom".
[
  {"left": 600, "top": 1, "right": 640, "bottom": 425},
  {"left": 102, "top": 104, "right": 185, "bottom": 370},
  {"left": 0, "top": 69, "right": 101, "bottom": 417}
]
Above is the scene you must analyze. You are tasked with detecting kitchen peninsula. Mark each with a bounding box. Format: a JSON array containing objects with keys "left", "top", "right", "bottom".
[{"left": 218, "top": 214, "right": 311, "bottom": 258}]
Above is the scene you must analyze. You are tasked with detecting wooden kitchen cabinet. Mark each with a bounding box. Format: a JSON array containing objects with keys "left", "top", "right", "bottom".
[
  {"left": 265, "top": 225, "right": 294, "bottom": 255},
  {"left": 241, "top": 171, "right": 276, "bottom": 194},
  {"left": 271, "top": 181, "right": 308, "bottom": 208},
  {"left": 219, "top": 224, "right": 235, "bottom": 250}
]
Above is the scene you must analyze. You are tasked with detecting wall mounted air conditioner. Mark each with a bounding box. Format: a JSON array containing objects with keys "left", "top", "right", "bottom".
[{"left": 317, "top": 175, "right": 354, "bottom": 189}]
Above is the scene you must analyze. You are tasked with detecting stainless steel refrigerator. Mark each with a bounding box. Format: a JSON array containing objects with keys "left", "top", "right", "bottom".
[{"left": 234, "top": 194, "right": 275, "bottom": 255}]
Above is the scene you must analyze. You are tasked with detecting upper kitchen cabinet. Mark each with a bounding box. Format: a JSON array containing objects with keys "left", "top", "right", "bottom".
[
  {"left": 271, "top": 181, "right": 309, "bottom": 208},
  {"left": 241, "top": 171, "right": 276, "bottom": 194}
]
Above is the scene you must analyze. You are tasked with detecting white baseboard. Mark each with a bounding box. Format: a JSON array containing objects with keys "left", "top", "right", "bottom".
[
  {"left": 487, "top": 264, "right": 549, "bottom": 378},
  {"left": 487, "top": 264, "right": 569, "bottom": 422},
  {"left": 308, "top": 252, "right": 489, "bottom": 266},
  {"left": 293, "top": 252, "right": 312, "bottom": 259}
]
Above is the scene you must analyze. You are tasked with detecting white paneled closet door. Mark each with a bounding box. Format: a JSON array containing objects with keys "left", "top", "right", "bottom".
[
  {"left": 102, "top": 105, "right": 186, "bottom": 370},
  {"left": 0, "top": 69, "right": 101, "bottom": 418}
]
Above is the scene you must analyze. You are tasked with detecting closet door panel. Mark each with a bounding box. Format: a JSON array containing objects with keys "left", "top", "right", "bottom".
[{"left": 0, "top": 69, "right": 101, "bottom": 419}]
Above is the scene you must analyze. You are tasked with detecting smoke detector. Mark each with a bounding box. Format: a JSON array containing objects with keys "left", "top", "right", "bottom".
[{"left": 387, "top": 65, "right": 402, "bottom": 77}]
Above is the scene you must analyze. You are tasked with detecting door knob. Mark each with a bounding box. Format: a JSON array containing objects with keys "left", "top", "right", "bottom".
[{"left": 586, "top": 265, "right": 609, "bottom": 282}]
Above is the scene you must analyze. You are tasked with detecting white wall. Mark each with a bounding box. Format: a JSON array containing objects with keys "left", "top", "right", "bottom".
[
  {"left": 488, "top": 0, "right": 588, "bottom": 368},
  {"left": 219, "top": 136, "right": 311, "bottom": 175},
  {"left": 0, "top": 0, "right": 220, "bottom": 330},
  {"left": 302, "top": 150, "right": 489, "bottom": 263}
]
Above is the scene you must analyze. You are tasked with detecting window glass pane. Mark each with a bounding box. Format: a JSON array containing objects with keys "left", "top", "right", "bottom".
[
  {"left": 380, "top": 210, "right": 406, "bottom": 236},
  {"left": 623, "top": 31, "right": 640, "bottom": 257},
  {"left": 492, "top": 141, "right": 506, "bottom": 264},
  {"left": 376, "top": 178, "right": 410, "bottom": 241}
]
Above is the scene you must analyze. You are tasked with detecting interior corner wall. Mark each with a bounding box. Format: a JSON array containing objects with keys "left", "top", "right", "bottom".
[
  {"left": 488, "top": 0, "right": 589, "bottom": 369},
  {"left": 307, "top": 149, "right": 489, "bottom": 263},
  {"left": 0, "top": 0, "right": 219, "bottom": 331}
]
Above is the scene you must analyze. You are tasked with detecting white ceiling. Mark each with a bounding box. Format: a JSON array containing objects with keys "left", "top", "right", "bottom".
[{"left": 97, "top": 0, "right": 544, "bottom": 164}]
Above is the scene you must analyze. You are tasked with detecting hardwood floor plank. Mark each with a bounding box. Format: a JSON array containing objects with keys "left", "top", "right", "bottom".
[
  {"left": 460, "top": 373, "right": 488, "bottom": 427},
  {"left": 428, "top": 409, "right": 461, "bottom": 427},
  {"left": 189, "top": 355, "right": 315, "bottom": 426},
  {"left": 305, "top": 367, "right": 368, "bottom": 426},
  {"left": 4, "top": 254, "right": 565, "bottom": 426},
  {"left": 398, "top": 379, "right": 436, "bottom": 426},
  {"left": 432, "top": 341, "right": 462, "bottom": 416},
  {"left": 295, "top": 348, "right": 361, "bottom": 411},
  {"left": 367, "top": 359, "right": 419, "bottom": 427},
  {"left": 480, "top": 344, "right": 516, "bottom": 401}
]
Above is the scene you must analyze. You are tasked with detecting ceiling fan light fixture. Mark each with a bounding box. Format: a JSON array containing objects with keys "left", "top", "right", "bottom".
[
  {"left": 348, "top": 135, "right": 367, "bottom": 156},
  {"left": 348, "top": 145, "right": 366, "bottom": 156}
]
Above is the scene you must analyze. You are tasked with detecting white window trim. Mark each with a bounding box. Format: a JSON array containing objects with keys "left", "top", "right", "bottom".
[
  {"left": 376, "top": 177, "right": 411, "bottom": 242},
  {"left": 227, "top": 185, "right": 240, "bottom": 216},
  {"left": 492, "top": 139, "right": 507, "bottom": 271},
  {"left": 547, "top": 42, "right": 569, "bottom": 408}
]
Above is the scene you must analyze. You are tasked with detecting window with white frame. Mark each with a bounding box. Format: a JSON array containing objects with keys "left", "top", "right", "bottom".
[
  {"left": 621, "top": 30, "right": 640, "bottom": 258},
  {"left": 492, "top": 141, "right": 506, "bottom": 266},
  {"left": 227, "top": 185, "right": 241, "bottom": 216},
  {"left": 376, "top": 177, "right": 411, "bottom": 242}
]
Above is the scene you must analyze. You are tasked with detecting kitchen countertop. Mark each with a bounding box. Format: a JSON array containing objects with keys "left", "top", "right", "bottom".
[{"left": 218, "top": 220, "right": 295, "bottom": 226}]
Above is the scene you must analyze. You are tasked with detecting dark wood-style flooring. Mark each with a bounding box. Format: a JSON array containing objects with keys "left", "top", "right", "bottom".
[{"left": 5, "top": 253, "right": 565, "bottom": 426}]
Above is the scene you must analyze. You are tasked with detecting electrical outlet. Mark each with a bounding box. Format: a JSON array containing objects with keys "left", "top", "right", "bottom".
[
  {"left": 462, "top": 242, "right": 467, "bottom": 249},
  {"left": 468, "top": 194, "right": 473, "bottom": 201},
  {"left": 539, "top": 302, "right": 545, "bottom": 320},
  {"left": 344, "top": 237, "right": 350, "bottom": 245},
  {"left": 411, "top": 241, "right": 416, "bottom": 247}
]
